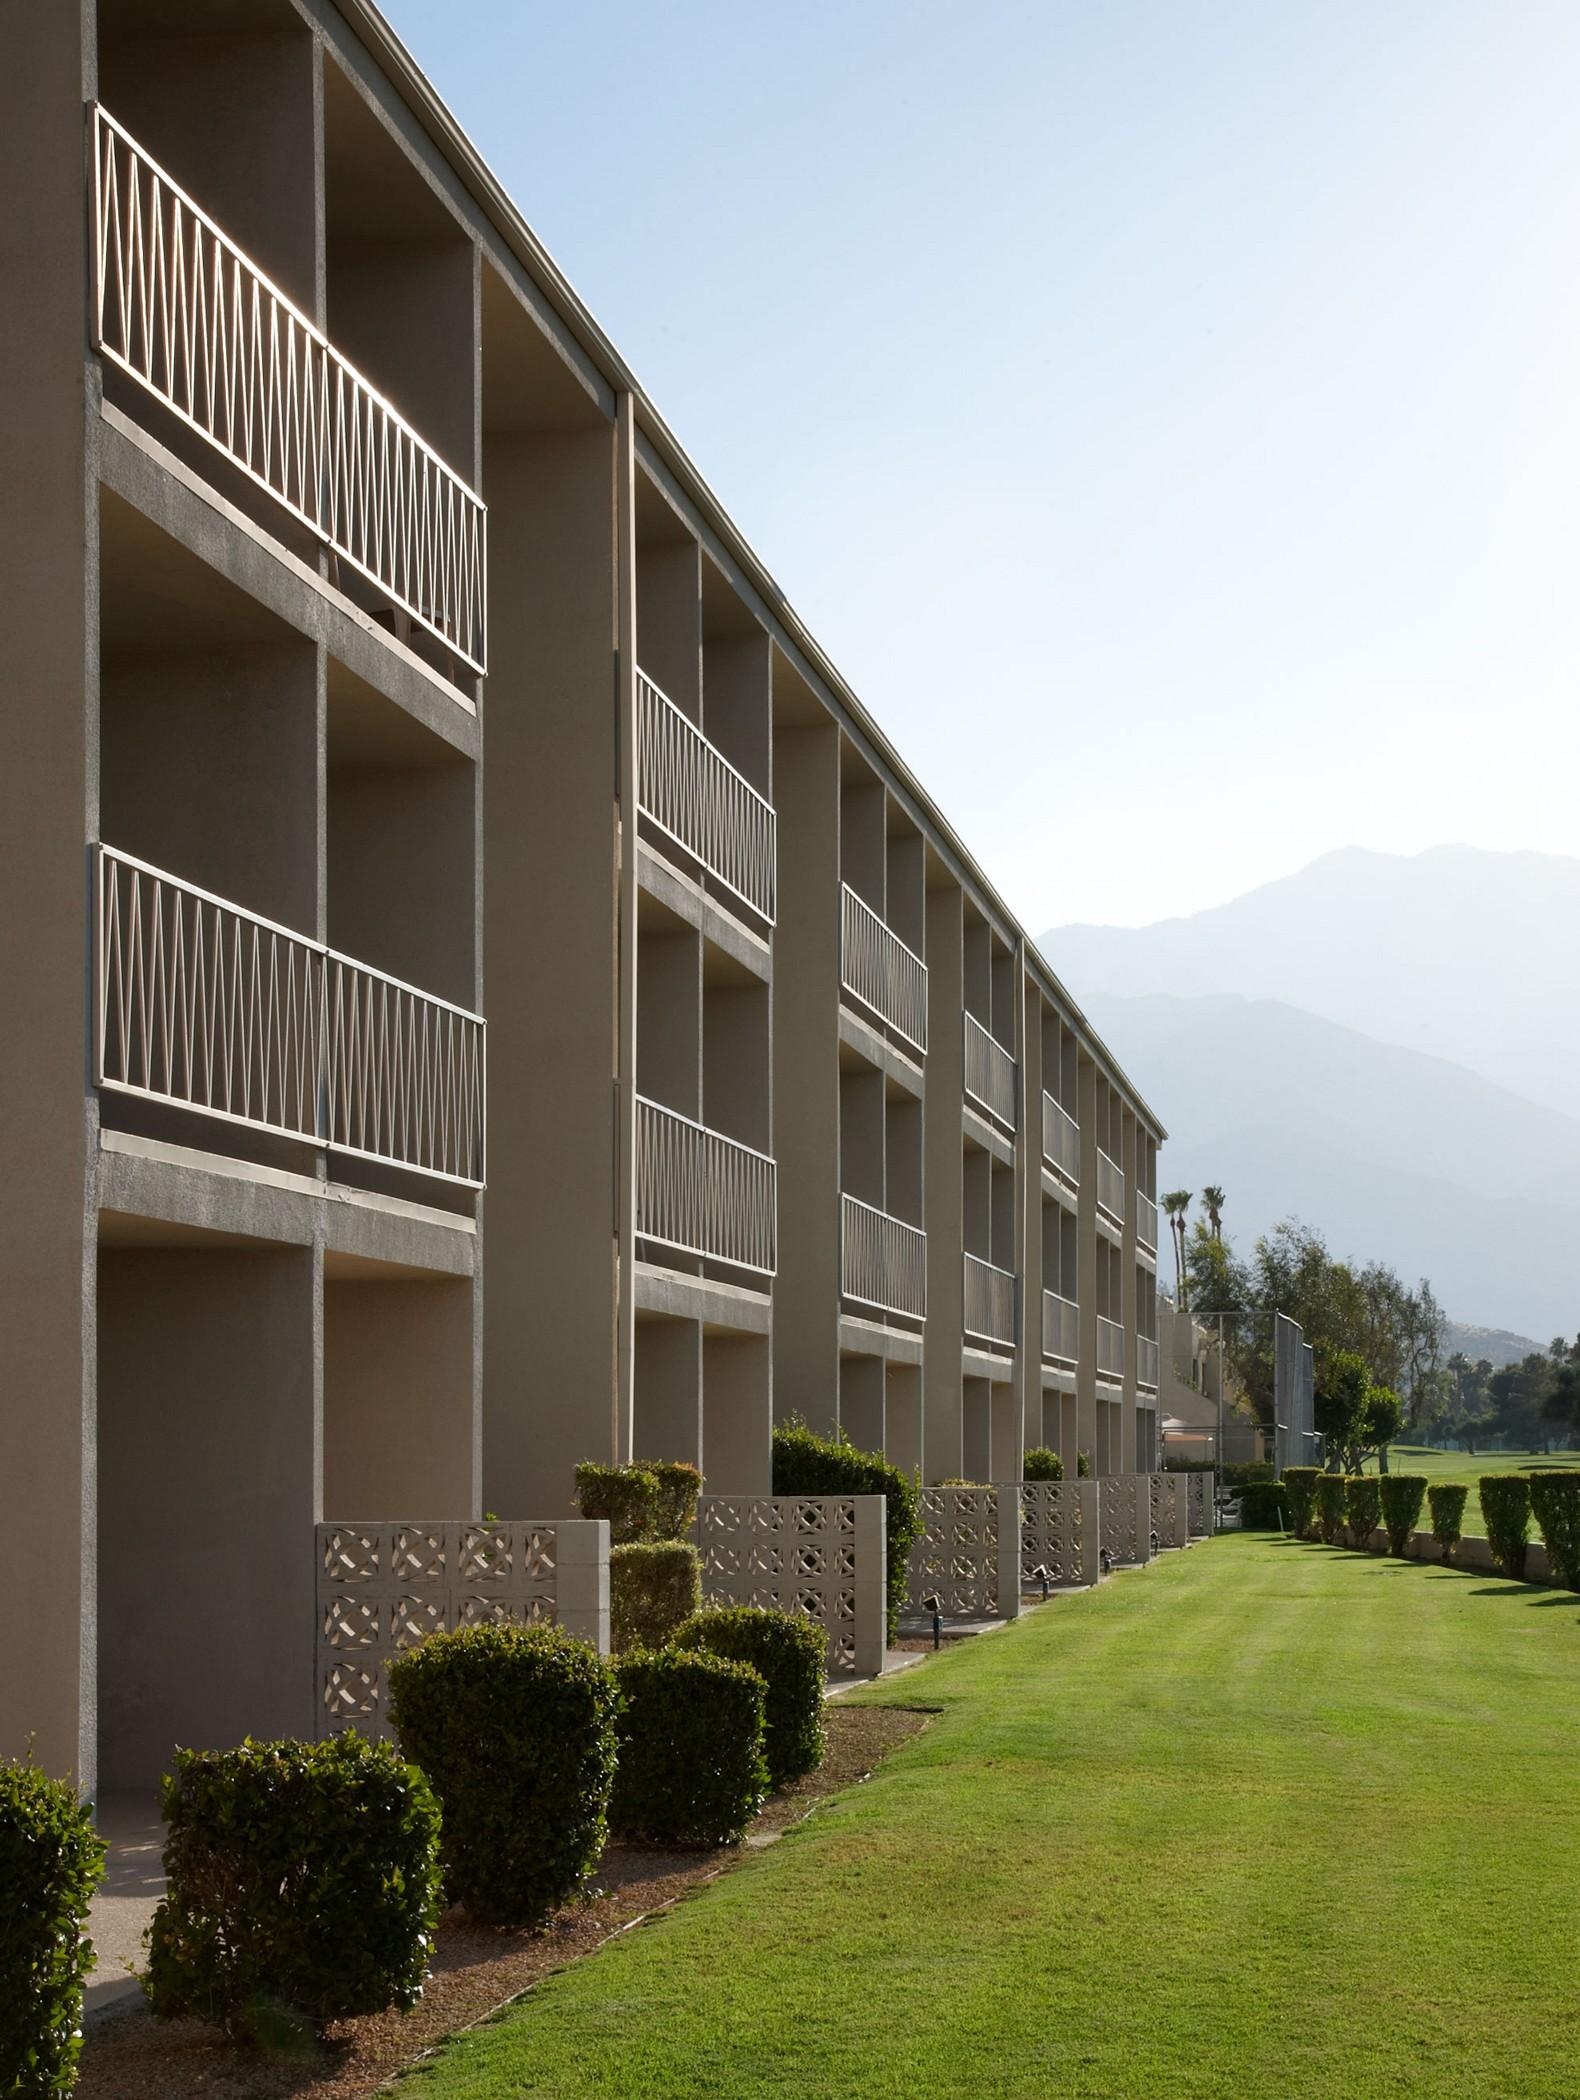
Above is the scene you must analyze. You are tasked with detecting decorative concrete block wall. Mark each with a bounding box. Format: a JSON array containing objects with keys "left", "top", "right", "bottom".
[
  {"left": 906, "top": 1486, "right": 1022, "bottom": 1621},
  {"left": 695, "top": 1495, "right": 887, "bottom": 1678},
  {"left": 316, "top": 1518, "right": 609, "bottom": 1740},
  {"left": 1150, "top": 1472, "right": 1188, "bottom": 1549},
  {"left": 1099, "top": 1474, "right": 1155, "bottom": 1567},
  {"left": 1185, "top": 1472, "right": 1211, "bottom": 1537},
  {"left": 1020, "top": 1480, "right": 1099, "bottom": 1588}
]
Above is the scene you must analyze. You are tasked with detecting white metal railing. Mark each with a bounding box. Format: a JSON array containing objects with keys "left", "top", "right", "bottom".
[
  {"left": 841, "top": 1193, "right": 926, "bottom": 1321},
  {"left": 636, "top": 672, "right": 775, "bottom": 922},
  {"left": 840, "top": 885, "right": 927, "bottom": 1054},
  {"left": 95, "top": 845, "right": 485, "bottom": 1186},
  {"left": 963, "top": 1012, "right": 1016, "bottom": 1129},
  {"left": 1042, "top": 1288, "right": 1079, "bottom": 1366},
  {"left": 1097, "top": 1314, "right": 1125, "bottom": 1382},
  {"left": 635, "top": 1098, "right": 776, "bottom": 1276},
  {"left": 1137, "top": 1333, "right": 1161, "bottom": 1390},
  {"left": 1136, "top": 1188, "right": 1159, "bottom": 1253},
  {"left": 963, "top": 1252, "right": 1017, "bottom": 1347},
  {"left": 1097, "top": 1147, "right": 1126, "bottom": 1226},
  {"left": 91, "top": 106, "right": 486, "bottom": 674},
  {"left": 1042, "top": 1091, "right": 1080, "bottom": 1184}
]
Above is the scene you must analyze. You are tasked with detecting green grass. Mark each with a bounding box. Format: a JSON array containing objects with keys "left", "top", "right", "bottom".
[
  {"left": 400, "top": 1537, "right": 1580, "bottom": 2099},
  {"left": 1387, "top": 1445, "right": 1580, "bottom": 1537}
]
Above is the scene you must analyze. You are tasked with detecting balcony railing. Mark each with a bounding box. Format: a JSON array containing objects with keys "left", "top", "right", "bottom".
[
  {"left": 636, "top": 671, "right": 776, "bottom": 922},
  {"left": 635, "top": 1098, "right": 776, "bottom": 1276},
  {"left": 1137, "top": 1334, "right": 1161, "bottom": 1390},
  {"left": 1096, "top": 1147, "right": 1125, "bottom": 1228},
  {"left": 963, "top": 1012, "right": 1016, "bottom": 1129},
  {"left": 840, "top": 885, "right": 927, "bottom": 1055},
  {"left": 1096, "top": 1314, "right": 1125, "bottom": 1382},
  {"left": 841, "top": 1193, "right": 926, "bottom": 1321},
  {"left": 94, "top": 845, "right": 485, "bottom": 1186},
  {"left": 1042, "top": 1288, "right": 1079, "bottom": 1366},
  {"left": 1136, "top": 1189, "right": 1159, "bottom": 1253},
  {"left": 1042, "top": 1091, "right": 1080, "bottom": 1185},
  {"left": 963, "top": 1253, "right": 1017, "bottom": 1347},
  {"left": 91, "top": 106, "right": 486, "bottom": 674}
]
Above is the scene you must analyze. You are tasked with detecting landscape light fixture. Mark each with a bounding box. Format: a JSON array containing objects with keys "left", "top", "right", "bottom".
[
  {"left": 1030, "top": 1562, "right": 1052, "bottom": 1602},
  {"left": 922, "top": 1592, "right": 944, "bottom": 1649}
]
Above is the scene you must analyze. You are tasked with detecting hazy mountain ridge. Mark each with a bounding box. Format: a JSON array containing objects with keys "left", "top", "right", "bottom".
[{"left": 1440, "top": 1320, "right": 1547, "bottom": 1370}]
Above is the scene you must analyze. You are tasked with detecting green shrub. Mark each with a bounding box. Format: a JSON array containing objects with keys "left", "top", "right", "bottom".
[
  {"left": 0, "top": 1757, "right": 104, "bottom": 2095},
  {"left": 1480, "top": 1475, "right": 1532, "bottom": 1580},
  {"left": 1427, "top": 1480, "right": 1469, "bottom": 1561},
  {"left": 1529, "top": 1472, "right": 1580, "bottom": 1590},
  {"left": 574, "top": 1462, "right": 659, "bottom": 1544},
  {"left": 935, "top": 1478, "right": 992, "bottom": 1488},
  {"left": 1023, "top": 1447, "right": 1064, "bottom": 1482},
  {"left": 610, "top": 1649, "right": 767, "bottom": 1846},
  {"left": 1315, "top": 1473, "right": 1349, "bottom": 1545},
  {"left": 648, "top": 1461, "right": 704, "bottom": 1540},
  {"left": 1345, "top": 1475, "right": 1381, "bottom": 1549},
  {"left": 610, "top": 1540, "right": 703, "bottom": 1653},
  {"left": 1076, "top": 1450, "right": 1092, "bottom": 1478},
  {"left": 772, "top": 1419, "right": 922, "bottom": 1643},
  {"left": 1379, "top": 1474, "right": 1428, "bottom": 1556},
  {"left": 1226, "top": 1461, "right": 1275, "bottom": 1488},
  {"left": 1238, "top": 1480, "right": 1289, "bottom": 1530},
  {"left": 1283, "top": 1467, "right": 1321, "bottom": 1540},
  {"left": 388, "top": 1621, "right": 617, "bottom": 1930},
  {"left": 674, "top": 1604, "right": 829, "bottom": 1788},
  {"left": 145, "top": 1735, "right": 440, "bottom": 2040}
]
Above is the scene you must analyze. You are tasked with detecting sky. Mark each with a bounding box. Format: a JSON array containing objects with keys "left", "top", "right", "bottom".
[{"left": 382, "top": 0, "right": 1580, "bottom": 929}]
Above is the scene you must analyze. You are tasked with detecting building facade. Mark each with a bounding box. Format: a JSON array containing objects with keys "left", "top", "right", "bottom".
[{"left": 1, "top": 0, "right": 1164, "bottom": 1796}]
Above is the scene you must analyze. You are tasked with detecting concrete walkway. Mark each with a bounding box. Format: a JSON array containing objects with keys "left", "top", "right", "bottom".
[{"left": 86, "top": 1794, "right": 165, "bottom": 2019}]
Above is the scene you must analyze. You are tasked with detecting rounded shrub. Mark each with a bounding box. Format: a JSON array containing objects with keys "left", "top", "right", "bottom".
[
  {"left": 0, "top": 1757, "right": 104, "bottom": 2095},
  {"left": 1480, "top": 1475, "right": 1533, "bottom": 1581},
  {"left": 145, "top": 1734, "right": 440, "bottom": 2039},
  {"left": 674, "top": 1604, "right": 828, "bottom": 1788},
  {"left": 1023, "top": 1447, "right": 1064, "bottom": 1482},
  {"left": 1315, "top": 1472, "right": 1349, "bottom": 1545},
  {"left": 574, "top": 1462, "right": 659, "bottom": 1544},
  {"left": 648, "top": 1461, "right": 704, "bottom": 1540},
  {"left": 1283, "top": 1467, "right": 1321, "bottom": 1540},
  {"left": 772, "top": 1419, "right": 923, "bottom": 1643},
  {"left": 1238, "top": 1479, "right": 1289, "bottom": 1530},
  {"left": 1427, "top": 1480, "right": 1469, "bottom": 1562},
  {"left": 1076, "top": 1450, "right": 1092, "bottom": 1478},
  {"left": 1345, "top": 1475, "right": 1381, "bottom": 1550},
  {"left": 388, "top": 1621, "right": 617, "bottom": 1930},
  {"left": 610, "top": 1649, "right": 767, "bottom": 1846},
  {"left": 610, "top": 1540, "right": 703, "bottom": 1654},
  {"left": 1529, "top": 1471, "right": 1580, "bottom": 1590},
  {"left": 1379, "top": 1473, "right": 1428, "bottom": 1556}
]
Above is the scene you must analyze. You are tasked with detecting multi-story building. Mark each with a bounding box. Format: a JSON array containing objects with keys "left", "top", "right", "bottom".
[{"left": 1, "top": 0, "right": 1163, "bottom": 1797}]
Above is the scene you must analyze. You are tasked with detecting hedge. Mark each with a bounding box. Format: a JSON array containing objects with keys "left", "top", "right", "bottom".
[
  {"left": 1283, "top": 1468, "right": 1321, "bottom": 1540},
  {"left": 1379, "top": 1473, "right": 1428, "bottom": 1556},
  {"left": 610, "top": 1540, "right": 702, "bottom": 1653},
  {"left": 388, "top": 1621, "right": 617, "bottom": 1929},
  {"left": 1077, "top": 1450, "right": 1092, "bottom": 1478},
  {"left": 1427, "top": 1481, "right": 1469, "bottom": 1562},
  {"left": 1226, "top": 1461, "right": 1275, "bottom": 1488},
  {"left": 0, "top": 1758, "right": 104, "bottom": 2095},
  {"left": 772, "top": 1420, "right": 922, "bottom": 1643},
  {"left": 1237, "top": 1480, "right": 1289, "bottom": 1530},
  {"left": 610, "top": 1649, "right": 767, "bottom": 1846},
  {"left": 674, "top": 1604, "right": 828, "bottom": 1788},
  {"left": 1315, "top": 1473, "right": 1349, "bottom": 1545},
  {"left": 1529, "top": 1472, "right": 1580, "bottom": 1590},
  {"left": 1480, "top": 1476, "right": 1532, "bottom": 1581},
  {"left": 145, "top": 1735, "right": 440, "bottom": 2040},
  {"left": 1023, "top": 1447, "right": 1064, "bottom": 1482},
  {"left": 649, "top": 1461, "right": 704, "bottom": 1540},
  {"left": 574, "top": 1462, "right": 660, "bottom": 1544},
  {"left": 1345, "top": 1475, "right": 1381, "bottom": 1550}
]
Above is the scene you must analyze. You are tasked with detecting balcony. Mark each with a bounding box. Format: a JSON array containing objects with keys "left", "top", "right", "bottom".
[
  {"left": 1096, "top": 1314, "right": 1125, "bottom": 1383},
  {"left": 1042, "top": 1091, "right": 1080, "bottom": 1186},
  {"left": 840, "top": 885, "right": 927, "bottom": 1055},
  {"left": 1136, "top": 1189, "right": 1159, "bottom": 1254},
  {"left": 962, "top": 1253, "right": 1016, "bottom": 1348},
  {"left": 635, "top": 1098, "right": 776, "bottom": 1277},
  {"left": 1137, "top": 1334, "right": 1161, "bottom": 1391},
  {"left": 90, "top": 106, "right": 486, "bottom": 674},
  {"left": 94, "top": 845, "right": 485, "bottom": 1186},
  {"left": 841, "top": 1193, "right": 926, "bottom": 1322},
  {"left": 963, "top": 1012, "right": 1016, "bottom": 1130},
  {"left": 636, "top": 671, "right": 776, "bottom": 922},
  {"left": 1041, "top": 1288, "right": 1079, "bottom": 1367},
  {"left": 1096, "top": 1147, "right": 1125, "bottom": 1229}
]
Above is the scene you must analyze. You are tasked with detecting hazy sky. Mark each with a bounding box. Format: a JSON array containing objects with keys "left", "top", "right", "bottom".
[{"left": 383, "top": 0, "right": 1580, "bottom": 929}]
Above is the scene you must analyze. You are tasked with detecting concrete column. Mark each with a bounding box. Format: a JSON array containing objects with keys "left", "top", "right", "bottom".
[{"left": 923, "top": 882, "right": 965, "bottom": 1480}]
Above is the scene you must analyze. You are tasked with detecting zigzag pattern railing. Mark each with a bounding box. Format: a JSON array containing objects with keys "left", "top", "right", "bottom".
[
  {"left": 635, "top": 1097, "right": 777, "bottom": 1275},
  {"left": 636, "top": 672, "right": 775, "bottom": 921},
  {"left": 91, "top": 106, "right": 486, "bottom": 674}
]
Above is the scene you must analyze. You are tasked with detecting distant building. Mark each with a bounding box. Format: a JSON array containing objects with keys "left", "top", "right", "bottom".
[{"left": 1158, "top": 1299, "right": 1265, "bottom": 1467}]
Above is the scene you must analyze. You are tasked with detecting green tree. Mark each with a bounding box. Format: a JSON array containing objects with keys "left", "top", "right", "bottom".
[
  {"left": 1314, "top": 1349, "right": 1371, "bottom": 1470},
  {"left": 1202, "top": 1185, "right": 1225, "bottom": 1240},
  {"left": 1162, "top": 1191, "right": 1192, "bottom": 1308}
]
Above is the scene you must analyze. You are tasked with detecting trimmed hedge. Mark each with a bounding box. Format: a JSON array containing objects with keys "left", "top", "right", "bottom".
[
  {"left": 0, "top": 1758, "right": 104, "bottom": 2095},
  {"left": 1315, "top": 1473, "right": 1349, "bottom": 1545},
  {"left": 1345, "top": 1475, "right": 1381, "bottom": 1550},
  {"left": 1226, "top": 1461, "right": 1275, "bottom": 1488},
  {"left": 1077, "top": 1450, "right": 1092, "bottom": 1478},
  {"left": 1238, "top": 1480, "right": 1289, "bottom": 1530},
  {"left": 610, "top": 1649, "right": 767, "bottom": 1846},
  {"left": 574, "top": 1462, "right": 659, "bottom": 1545},
  {"left": 1427, "top": 1481, "right": 1469, "bottom": 1562},
  {"left": 1529, "top": 1472, "right": 1580, "bottom": 1590},
  {"left": 1283, "top": 1467, "right": 1321, "bottom": 1540},
  {"left": 1379, "top": 1474, "right": 1428, "bottom": 1556},
  {"left": 674, "top": 1604, "right": 828, "bottom": 1788},
  {"left": 772, "top": 1420, "right": 922, "bottom": 1643},
  {"left": 649, "top": 1461, "right": 704, "bottom": 1540},
  {"left": 388, "top": 1621, "right": 617, "bottom": 1929},
  {"left": 1023, "top": 1447, "right": 1064, "bottom": 1482},
  {"left": 145, "top": 1735, "right": 440, "bottom": 2040},
  {"left": 1480, "top": 1476, "right": 1532, "bottom": 1581},
  {"left": 610, "top": 1540, "right": 702, "bottom": 1653}
]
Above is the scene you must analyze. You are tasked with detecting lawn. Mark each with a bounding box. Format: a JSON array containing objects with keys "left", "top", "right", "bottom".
[
  {"left": 1385, "top": 1444, "right": 1580, "bottom": 1537},
  {"left": 400, "top": 1536, "right": 1580, "bottom": 2100}
]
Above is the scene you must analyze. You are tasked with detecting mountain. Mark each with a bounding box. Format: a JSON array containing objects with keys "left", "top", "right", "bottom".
[
  {"left": 1072, "top": 990, "right": 1580, "bottom": 1339},
  {"left": 1046, "top": 846, "right": 1580, "bottom": 1120},
  {"left": 1440, "top": 1321, "right": 1548, "bottom": 1371}
]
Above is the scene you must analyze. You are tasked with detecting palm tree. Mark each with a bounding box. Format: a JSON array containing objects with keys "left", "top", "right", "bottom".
[
  {"left": 1162, "top": 1190, "right": 1192, "bottom": 1309},
  {"left": 1202, "top": 1185, "right": 1225, "bottom": 1241}
]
